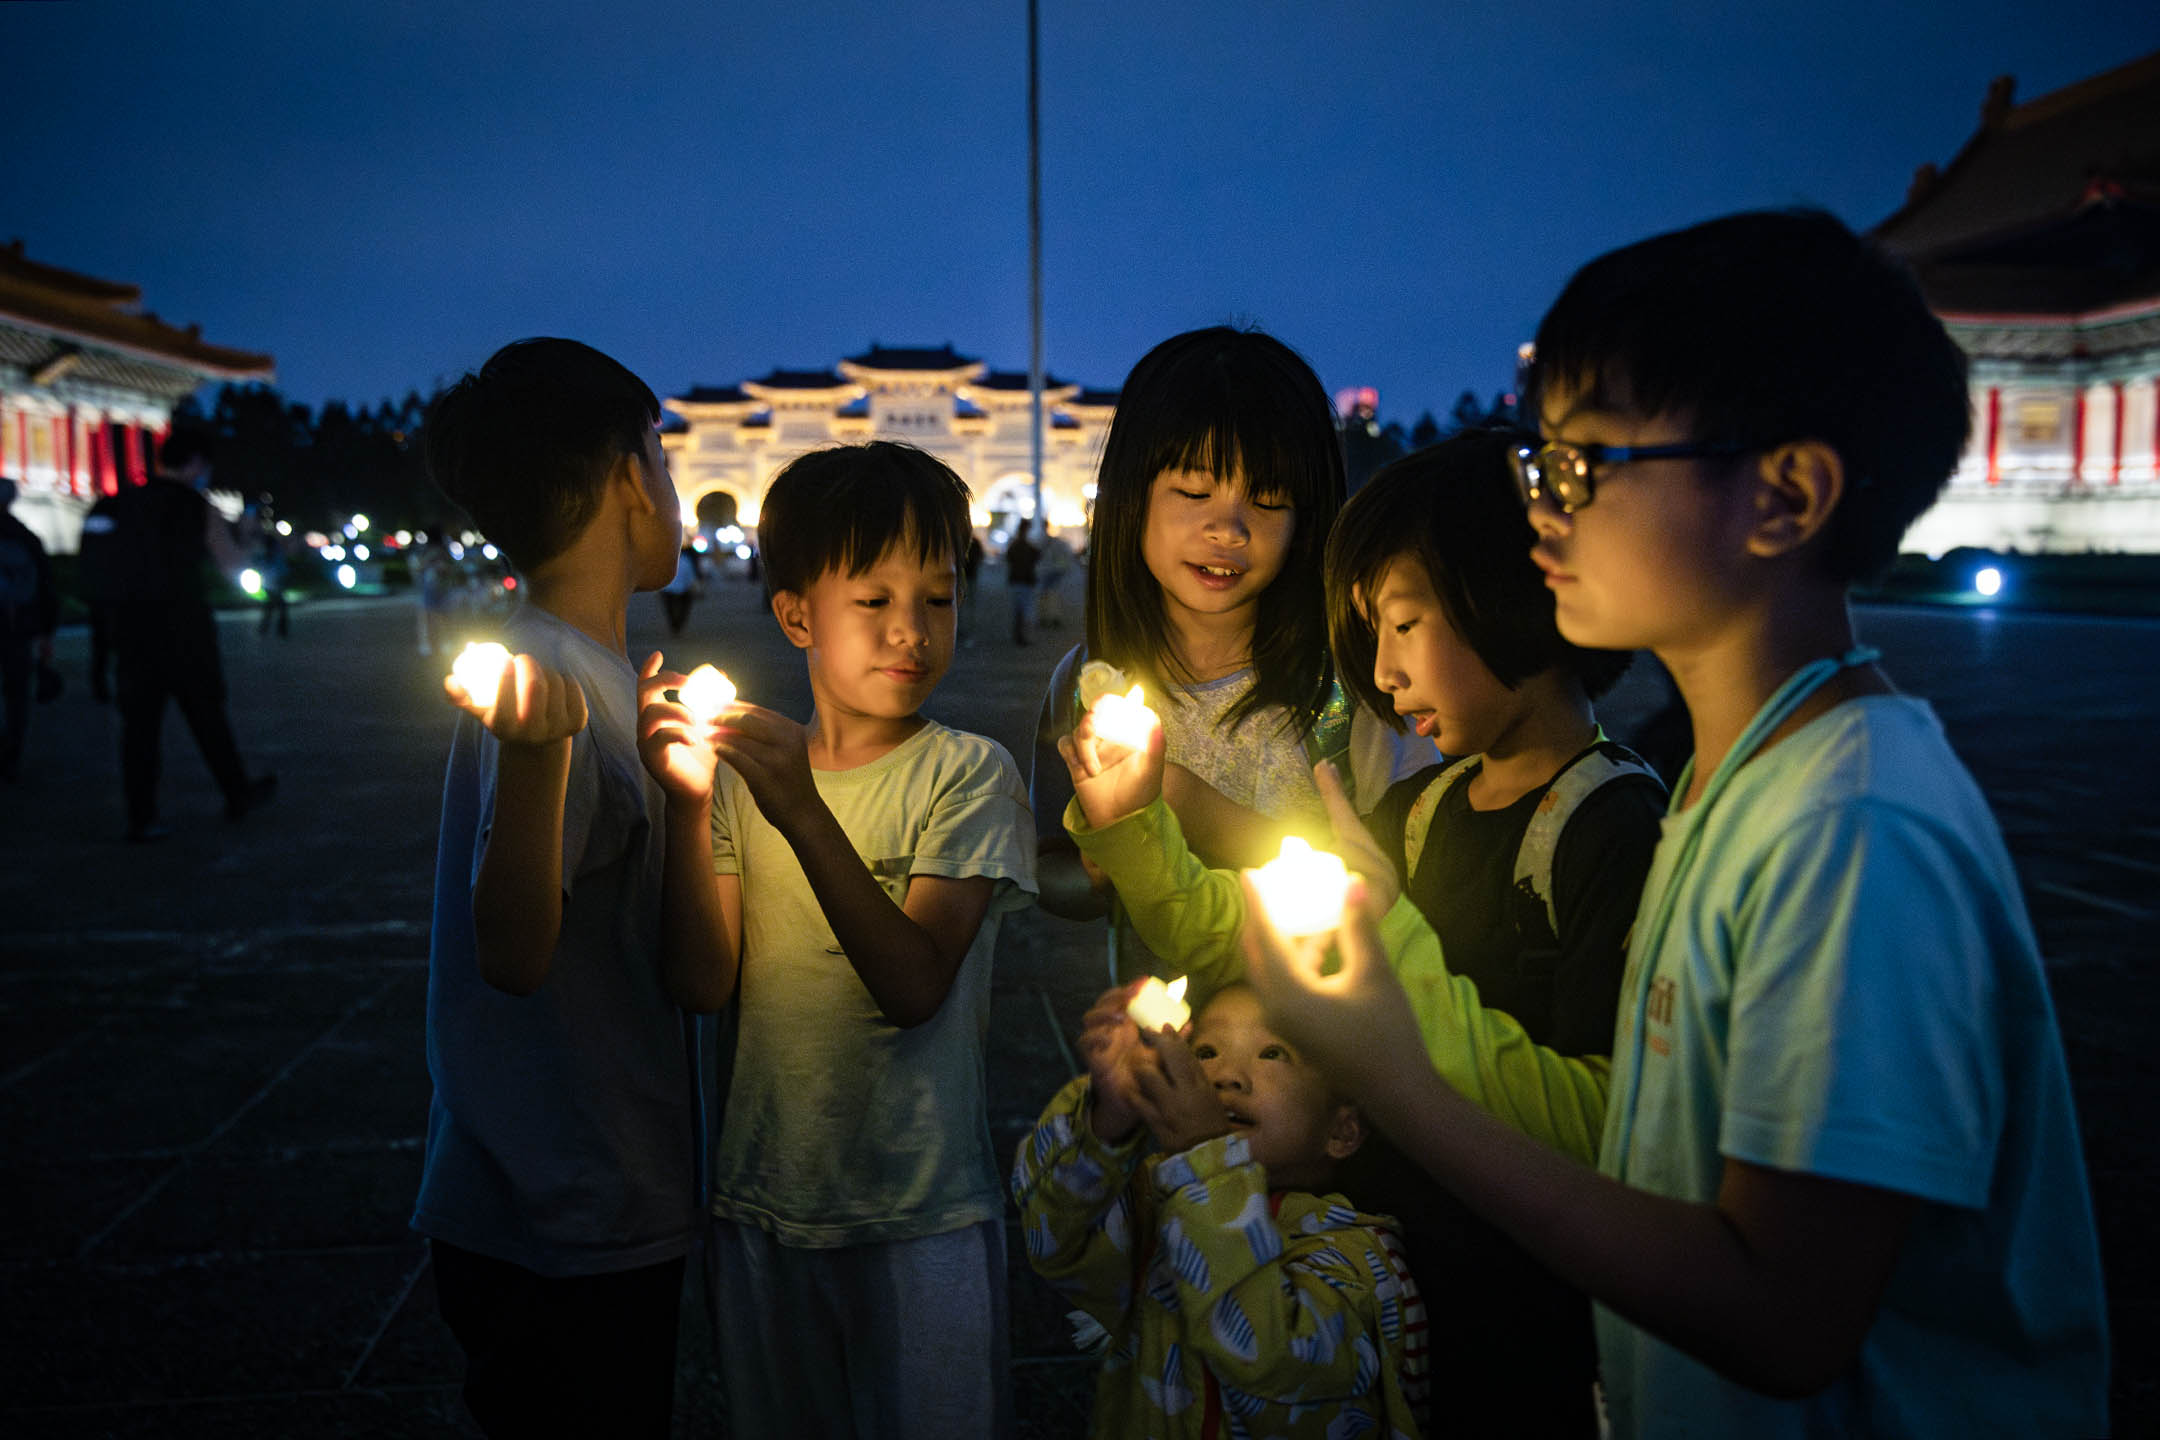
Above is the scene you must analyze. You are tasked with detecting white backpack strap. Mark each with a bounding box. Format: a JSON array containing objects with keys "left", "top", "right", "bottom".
[
  {"left": 1513, "top": 736, "right": 1660, "bottom": 936},
  {"left": 1400, "top": 756, "right": 1481, "bottom": 879}
]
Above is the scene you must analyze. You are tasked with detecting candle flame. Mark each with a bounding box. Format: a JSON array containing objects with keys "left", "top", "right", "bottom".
[
  {"left": 1089, "top": 683, "right": 1158, "bottom": 753},
  {"left": 1252, "top": 836, "right": 1353, "bottom": 939},
  {"left": 679, "top": 664, "right": 737, "bottom": 724},
  {"left": 450, "top": 642, "right": 511, "bottom": 711},
  {"left": 1126, "top": 973, "right": 1192, "bottom": 1032}
]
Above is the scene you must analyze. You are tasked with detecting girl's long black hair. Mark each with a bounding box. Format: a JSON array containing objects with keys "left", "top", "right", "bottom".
[{"left": 1082, "top": 326, "right": 1344, "bottom": 737}]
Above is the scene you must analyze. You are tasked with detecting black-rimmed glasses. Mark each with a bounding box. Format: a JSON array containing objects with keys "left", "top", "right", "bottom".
[{"left": 1508, "top": 439, "right": 1759, "bottom": 514}]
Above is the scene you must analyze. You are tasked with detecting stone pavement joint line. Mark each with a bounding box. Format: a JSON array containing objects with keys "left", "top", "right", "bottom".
[
  {"left": 76, "top": 974, "right": 401, "bottom": 1261},
  {"left": 343, "top": 1248, "right": 433, "bottom": 1389}
]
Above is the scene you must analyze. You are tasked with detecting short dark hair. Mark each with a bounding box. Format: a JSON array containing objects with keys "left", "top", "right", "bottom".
[
  {"left": 1327, "top": 430, "right": 1632, "bottom": 728},
  {"left": 1526, "top": 209, "right": 1969, "bottom": 582},
  {"left": 158, "top": 424, "right": 215, "bottom": 473},
  {"left": 423, "top": 338, "right": 659, "bottom": 572},
  {"left": 1084, "top": 326, "right": 1344, "bottom": 736},
  {"left": 757, "top": 441, "right": 971, "bottom": 598}
]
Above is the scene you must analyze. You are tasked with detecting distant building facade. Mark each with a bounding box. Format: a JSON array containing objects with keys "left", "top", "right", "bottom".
[
  {"left": 0, "top": 242, "right": 274, "bottom": 553},
  {"left": 1876, "top": 50, "right": 2160, "bottom": 554},
  {"left": 663, "top": 344, "right": 1116, "bottom": 541}
]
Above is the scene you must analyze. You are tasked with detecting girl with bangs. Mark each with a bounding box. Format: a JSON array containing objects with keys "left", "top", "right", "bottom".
[{"left": 1030, "top": 325, "right": 1423, "bottom": 958}]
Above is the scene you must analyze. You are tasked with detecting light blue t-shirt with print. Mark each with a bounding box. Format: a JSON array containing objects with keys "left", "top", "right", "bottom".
[
  {"left": 1597, "top": 696, "right": 2107, "bottom": 1438},
  {"left": 413, "top": 604, "right": 713, "bottom": 1277}
]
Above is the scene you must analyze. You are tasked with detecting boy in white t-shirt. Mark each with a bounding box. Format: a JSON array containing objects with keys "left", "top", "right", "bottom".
[
  {"left": 639, "top": 441, "right": 1036, "bottom": 1438},
  {"left": 1237, "top": 210, "right": 2110, "bottom": 1437}
]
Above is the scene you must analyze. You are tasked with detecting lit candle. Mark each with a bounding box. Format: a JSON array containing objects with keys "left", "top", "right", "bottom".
[
  {"left": 1089, "top": 683, "right": 1157, "bottom": 753},
  {"left": 450, "top": 641, "right": 511, "bottom": 711},
  {"left": 1126, "top": 974, "right": 1191, "bottom": 1033},
  {"left": 679, "top": 664, "right": 737, "bottom": 724},
  {"left": 1250, "top": 837, "right": 1353, "bottom": 939}
]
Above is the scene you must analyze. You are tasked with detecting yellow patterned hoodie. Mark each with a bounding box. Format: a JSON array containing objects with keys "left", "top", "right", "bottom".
[{"left": 1014, "top": 1075, "right": 1428, "bottom": 1439}]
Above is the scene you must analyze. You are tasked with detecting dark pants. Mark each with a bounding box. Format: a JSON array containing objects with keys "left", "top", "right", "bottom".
[
  {"left": 258, "top": 588, "right": 290, "bottom": 637},
  {"left": 0, "top": 630, "right": 31, "bottom": 779},
  {"left": 661, "top": 591, "right": 694, "bottom": 634},
  {"left": 88, "top": 605, "right": 112, "bottom": 699},
  {"left": 115, "top": 618, "right": 249, "bottom": 828},
  {"left": 430, "top": 1240, "right": 685, "bottom": 1439}
]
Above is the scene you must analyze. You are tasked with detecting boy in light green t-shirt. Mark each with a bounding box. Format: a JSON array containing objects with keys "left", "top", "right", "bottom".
[
  {"left": 1236, "top": 210, "right": 2109, "bottom": 1438},
  {"left": 638, "top": 441, "right": 1036, "bottom": 1438}
]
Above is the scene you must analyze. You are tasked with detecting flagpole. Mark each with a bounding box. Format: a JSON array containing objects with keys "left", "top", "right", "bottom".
[{"left": 1027, "top": 0, "right": 1045, "bottom": 528}]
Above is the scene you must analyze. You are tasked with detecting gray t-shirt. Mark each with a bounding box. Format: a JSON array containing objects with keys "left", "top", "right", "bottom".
[
  {"left": 413, "top": 604, "right": 711, "bottom": 1276},
  {"left": 708, "top": 719, "right": 1037, "bottom": 1247}
]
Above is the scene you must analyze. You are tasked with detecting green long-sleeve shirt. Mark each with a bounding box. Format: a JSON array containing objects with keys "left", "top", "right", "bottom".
[{"left": 1065, "top": 794, "right": 1611, "bottom": 1163}]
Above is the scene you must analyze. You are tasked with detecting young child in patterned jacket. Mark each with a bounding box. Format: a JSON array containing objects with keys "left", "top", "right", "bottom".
[{"left": 1013, "top": 981, "right": 1428, "bottom": 1439}]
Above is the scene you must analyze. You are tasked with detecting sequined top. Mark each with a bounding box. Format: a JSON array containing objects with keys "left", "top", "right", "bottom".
[{"left": 1155, "top": 667, "right": 1422, "bottom": 832}]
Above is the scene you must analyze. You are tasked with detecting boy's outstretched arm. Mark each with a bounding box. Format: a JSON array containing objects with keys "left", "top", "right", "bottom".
[
  {"left": 714, "top": 705, "right": 991, "bottom": 1028},
  {"left": 635, "top": 655, "right": 742, "bottom": 1012},
  {"left": 448, "top": 653, "right": 589, "bottom": 996},
  {"left": 1241, "top": 877, "right": 1915, "bottom": 1400}
]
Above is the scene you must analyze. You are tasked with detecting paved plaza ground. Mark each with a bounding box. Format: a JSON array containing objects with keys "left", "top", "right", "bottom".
[{"left": 3, "top": 574, "right": 2154, "bottom": 1437}]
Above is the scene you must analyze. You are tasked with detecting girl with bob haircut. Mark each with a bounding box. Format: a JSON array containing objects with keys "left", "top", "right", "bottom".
[{"left": 1031, "top": 324, "right": 1421, "bottom": 935}]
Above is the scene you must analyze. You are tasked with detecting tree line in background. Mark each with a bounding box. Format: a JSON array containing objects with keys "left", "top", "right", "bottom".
[
  {"left": 172, "top": 384, "right": 453, "bottom": 534},
  {"left": 1341, "top": 388, "right": 1524, "bottom": 493},
  {"left": 175, "top": 379, "right": 1524, "bottom": 531}
]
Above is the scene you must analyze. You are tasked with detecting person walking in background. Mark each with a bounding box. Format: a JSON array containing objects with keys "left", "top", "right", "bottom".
[
  {"left": 1035, "top": 526, "right": 1072, "bottom": 630},
  {"left": 106, "top": 427, "right": 277, "bottom": 841},
  {"left": 255, "top": 521, "right": 292, "bottom": 638},
  {"left": 660, "top": 539, "right": 706, "bottom": 635},
  {"left": 414, "top": 546, "right": 452, "bottom": 656},
  {"left": 959, "top": 532, "right": 983, "bottom": 647},
  {"left": 1004, "top": 516, "right": 1040, "bottom": 646},
  {"left": 0, "top": 476, "right": 59, "bottom": 782}
]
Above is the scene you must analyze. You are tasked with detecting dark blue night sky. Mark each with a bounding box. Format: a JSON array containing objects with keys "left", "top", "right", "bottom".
[{"left": 6, "top": 1, "right": 2155, "bottom": 417}]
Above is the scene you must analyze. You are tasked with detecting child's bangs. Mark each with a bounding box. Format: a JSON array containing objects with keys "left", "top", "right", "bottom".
[{"left": 1151, "top": 401, "right": 1320, "bottom": 510}]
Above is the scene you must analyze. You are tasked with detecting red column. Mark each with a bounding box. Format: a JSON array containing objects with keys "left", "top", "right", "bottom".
[
  {"left": 2113, "top": 381, "right": 2126, "bottom": 486},
  {"left": 1984, "top": 387, "right": 2001, "bottom": 485},
  {"left": 124, "top": 423, "right": 147, "bottom": 487},
  {"left": 13, "top": 410, "right": 26, "bottom": 485},
  {"left": 2070, "top": 388, "right": 2087, "bottom": 484},
  {"left": 97, "top": 422, "right": 118, "bottom": 495},
  {"left": 53, "top": 414, "right": 69, "bottom": 495}
]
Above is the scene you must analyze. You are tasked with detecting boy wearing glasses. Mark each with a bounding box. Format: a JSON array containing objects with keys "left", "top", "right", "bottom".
[{"left": 1237, "top": 209, "right": 2109, "bottom": 1436}]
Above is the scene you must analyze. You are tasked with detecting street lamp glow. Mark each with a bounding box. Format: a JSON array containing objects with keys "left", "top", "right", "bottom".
[
  {"left": 1975, "top": 567, "right": 2003, "bottom": 597},
  {"left": 336, "top": 564, "right": 357, "bottom": 590},
  {"left": 239, "top": 568, "right": 263, "bottom": 596},
  {"left": 351, "top": 514, "right": 370, "bottom": 533}
]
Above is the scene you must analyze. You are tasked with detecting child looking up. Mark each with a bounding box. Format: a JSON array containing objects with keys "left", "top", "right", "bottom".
[
  {"left": 414, "top": 338, "right": 706, "bottom": 1438},
  {"left": 1014, "top": 982, "right": 1427, "bottom": 1439},
  {"left": 1057, "top": 430, "right": 1666, "bottom": 1432},
  {"left": 1240, "top": 210, "right": 2110, "bottom": 1437},
  {"left": 638, "top": 441, "right": 1036, "bottom": 1439},
  {"left": 1031, "top": 326, "right": 1421, "bottom": 928}
]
